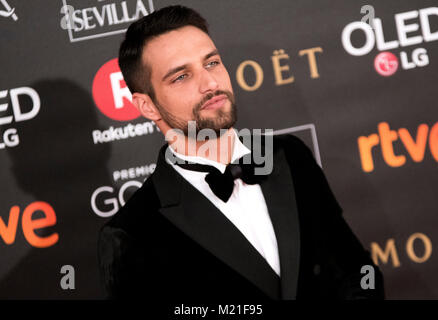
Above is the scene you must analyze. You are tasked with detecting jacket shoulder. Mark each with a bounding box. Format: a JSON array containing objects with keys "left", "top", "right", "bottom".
[
  {"left": 273, "top": 133, "right": 310, "bottom": 150},
  {"left": 271, "top": 133, "right": 316, "bottom": 164},
  {"left": 99, "top": 176, "right": 160, "bottom": 235}
]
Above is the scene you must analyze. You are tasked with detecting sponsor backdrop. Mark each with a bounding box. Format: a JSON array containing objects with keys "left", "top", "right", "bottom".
[{"left": 0, "top": 0, "right": 437, "bottom": 299}]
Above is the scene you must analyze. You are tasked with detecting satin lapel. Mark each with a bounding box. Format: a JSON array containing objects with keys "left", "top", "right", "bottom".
[
  {"left": 255, "top": 137, "right": 301, "bottom": 299},
  {"left": 151, "top": 144, "right": 281, "bottom": 300}
]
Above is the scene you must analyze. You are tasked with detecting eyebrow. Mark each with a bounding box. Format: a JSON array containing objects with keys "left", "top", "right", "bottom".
[{"left": 161, "top": 49, "right": 220, "bottom": 82}]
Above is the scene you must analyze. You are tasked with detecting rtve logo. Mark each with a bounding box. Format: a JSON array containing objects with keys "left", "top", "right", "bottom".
[
  {"left": 92, "top": 58, "right": 140, "bottom": 121},
  {"left": 0, "top": 201, "right": 58, "bottom": 248},
  {"left": 358, "top": 121, "right": 438, "bottom": 172}
]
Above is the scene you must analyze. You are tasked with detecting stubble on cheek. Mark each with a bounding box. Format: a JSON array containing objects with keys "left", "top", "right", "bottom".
[{"left": 157, "top": 89, "right": 237, "bottom": 136}]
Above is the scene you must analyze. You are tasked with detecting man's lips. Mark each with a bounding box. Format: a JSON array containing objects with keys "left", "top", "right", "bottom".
[{"left": 201, "top": 94, "right": 228, "bottom": 110}]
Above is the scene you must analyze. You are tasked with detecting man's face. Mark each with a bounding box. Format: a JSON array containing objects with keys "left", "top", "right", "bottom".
[{"left": 142, "top": 25, "right": 236, "bottom": 136}]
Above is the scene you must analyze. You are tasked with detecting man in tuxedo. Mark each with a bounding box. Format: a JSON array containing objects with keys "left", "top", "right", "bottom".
[{"left": 98, "top": 5, "right": 384, "bottom": 300}]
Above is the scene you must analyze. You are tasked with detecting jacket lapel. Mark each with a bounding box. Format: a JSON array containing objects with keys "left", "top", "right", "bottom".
[
  {"left": 251, "top": 135, "right": 301, "bottom": 299},
  {"left": 151, "top": 144, "right": 281, "bottom": 300},
  {"left": 239, "top": 136, "right": 300, "bottom": 300}
]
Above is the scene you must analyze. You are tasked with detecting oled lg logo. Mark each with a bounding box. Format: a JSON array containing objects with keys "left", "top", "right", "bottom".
[
  {"left": 60, "top": 0, "right": 154, "bottom": 42},
  {"left": 342, "top": 7, "right": 438, "bottom": 76},
  {"left": 0, "top": 0, "right": 17, "bottom": 21},
  {"left": 0, "top": 87, "right": 41, "bottom": 150}
]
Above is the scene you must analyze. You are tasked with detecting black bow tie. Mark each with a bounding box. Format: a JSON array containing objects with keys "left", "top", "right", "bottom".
[{"left": 172, "top": 157, "right": 266, "bottom": 203}]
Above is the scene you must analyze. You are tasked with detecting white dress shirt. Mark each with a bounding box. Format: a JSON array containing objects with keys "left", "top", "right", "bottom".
[{"left": 165, "top": 129, "right": 281, "bottom": 276}]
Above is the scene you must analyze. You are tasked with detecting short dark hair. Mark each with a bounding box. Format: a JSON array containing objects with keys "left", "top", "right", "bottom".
[{"left": 118, "top": 5, "right": 209, "bottom": 100}]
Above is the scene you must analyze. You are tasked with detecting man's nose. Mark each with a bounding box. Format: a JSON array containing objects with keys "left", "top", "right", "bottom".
[{"left": 199, "top": 68, "right": 219, "bottom": 93}]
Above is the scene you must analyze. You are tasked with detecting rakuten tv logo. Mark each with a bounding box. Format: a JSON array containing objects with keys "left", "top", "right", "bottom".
[{"left": 92, "top": 58, "right": 140, "bottom": 121}]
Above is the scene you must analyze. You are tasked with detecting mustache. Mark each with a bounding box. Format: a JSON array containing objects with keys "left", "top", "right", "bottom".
[{"left": 194, "top": 90, "right": 234, "bottom": 112}]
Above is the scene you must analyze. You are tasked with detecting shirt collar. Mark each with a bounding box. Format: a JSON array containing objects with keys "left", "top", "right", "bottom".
[{"left": 166, "top": 128, "right": 251, "bottom": 174}]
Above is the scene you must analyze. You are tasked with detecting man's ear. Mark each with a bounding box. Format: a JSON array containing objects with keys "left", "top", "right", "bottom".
[{"left": 132, "top": 92, "right": 161, "bottom": 121}]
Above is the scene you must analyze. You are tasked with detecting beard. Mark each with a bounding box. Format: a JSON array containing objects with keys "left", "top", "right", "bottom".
[{"left": 155, "top": 89, "right": 237, "bottom": 137}]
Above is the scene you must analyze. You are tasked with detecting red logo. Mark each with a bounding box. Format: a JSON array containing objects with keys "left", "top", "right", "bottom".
[
  {"left": 374, "top": 52, "right": 399, "bottom": 77},
  {"left": 92, "top": 58, "right": 140, "bottom": 121}
]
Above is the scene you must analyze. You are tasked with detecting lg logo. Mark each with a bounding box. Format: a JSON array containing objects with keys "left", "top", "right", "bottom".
[
  {"left": 343, "top": 7, "right": 438, "bottom": 76},
  {"left": 0, "top": 86, "right": 41, "bottom": 149},
  {"left": 374, "top": 51, "right": 399, "bottom": 76}
]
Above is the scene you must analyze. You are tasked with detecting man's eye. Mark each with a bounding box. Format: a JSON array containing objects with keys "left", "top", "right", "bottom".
[
  {"left": 172, "top": 74, "right": 187, "bottom": 83},
  {"left": 207, "top": 60, "right": 220, "bottom": 67}
]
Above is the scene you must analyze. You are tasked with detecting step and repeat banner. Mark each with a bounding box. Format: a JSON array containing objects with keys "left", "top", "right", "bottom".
[{"left": 0, "top": 0, "right": 437, "bottom": 299}]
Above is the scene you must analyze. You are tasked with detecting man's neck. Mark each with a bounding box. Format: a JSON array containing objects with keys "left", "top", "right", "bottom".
[{"left": 169, "top": 127, "right": 235, "bottom": 165}]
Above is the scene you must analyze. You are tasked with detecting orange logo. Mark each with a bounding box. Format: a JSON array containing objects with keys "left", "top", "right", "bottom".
[
  {"left": 0, "top": 201, "right": 58, "bottom": 248},
  {"left": 358, "top": 121, "right": 438, "bottom": 172}
]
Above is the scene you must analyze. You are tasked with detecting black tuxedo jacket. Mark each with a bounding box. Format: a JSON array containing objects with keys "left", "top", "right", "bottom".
[{"left": 98, "top": 133, "right": 384, "bottom": 300}]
